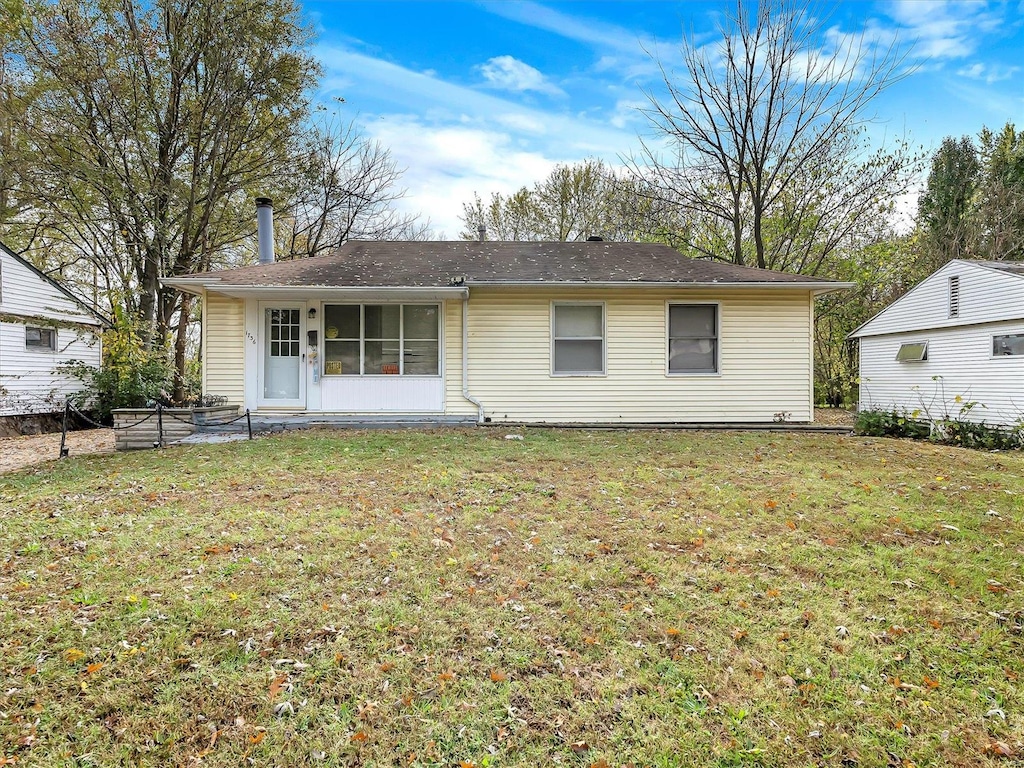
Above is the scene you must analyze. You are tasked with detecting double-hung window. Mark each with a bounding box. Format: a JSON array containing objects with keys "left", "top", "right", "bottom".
[
  {"left": 668, "top": 304, "right": 718, "bottom": 374},
  {"left": 552, "top": 303, "right": 605, "bottom": 375},
  {"left": 322, "top": 304, "right": 439, "bottom": 375}
]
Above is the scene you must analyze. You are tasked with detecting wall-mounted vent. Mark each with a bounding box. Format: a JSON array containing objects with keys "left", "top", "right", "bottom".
[
  {"left": 948, "top": 275, "right": 960, "bottom": 318},
  {"left": 896, "top": 341, "right": 928, "bottom": 362}
]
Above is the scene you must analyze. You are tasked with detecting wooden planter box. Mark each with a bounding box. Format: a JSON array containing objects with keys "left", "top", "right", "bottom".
[{"left": 112, "top": 405, "right": 240, "bottom": 451}]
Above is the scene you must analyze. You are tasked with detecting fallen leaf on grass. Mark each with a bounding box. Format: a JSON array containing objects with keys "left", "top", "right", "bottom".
[
  {"left": 351, "top": 731, "right": 368, "bottom": 744},
  {"left": 490, "top": 670, "right": 507, "bottom": 682},
  {"left": 570, "top": 741, "right": 590, "bottom": 754},
  {"left": 269, "top": 674, "right": 288, "bottom": 699},
  {"left": 249, "top": 732, "right": 266, "bottom": 745},
  {"left": 85, "top": 663, "right": 104, "bottom": 675},
  {"left": 982, "top": 740, "right": 1014, "bottom": 758},
  {"left": 64, "top": 648, "right": 86, "bottom": 663},
  {"left": 922, "top": 676, "right": 940, "bottom": 689}
]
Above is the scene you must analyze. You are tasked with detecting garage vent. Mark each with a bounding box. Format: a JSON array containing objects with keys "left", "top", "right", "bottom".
[{"left": 948, "top": 275, "right": 960, "bottom": 318}]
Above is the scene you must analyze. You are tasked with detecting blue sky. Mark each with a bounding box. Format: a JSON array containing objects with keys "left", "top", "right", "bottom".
[{"left": 305, "top": 1, "right": 1024, "bottom": 237}]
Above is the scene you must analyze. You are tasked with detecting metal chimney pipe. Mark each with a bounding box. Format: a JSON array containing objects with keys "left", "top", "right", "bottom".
[
  {"left": 477, "top": 224, "right": 486, "bottom": 242},
  {"left": 256, "top": 197, "right": 275, "bottom": 264}
]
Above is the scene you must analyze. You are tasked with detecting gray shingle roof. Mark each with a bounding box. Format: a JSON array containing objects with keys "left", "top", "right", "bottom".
[{"left": 186, "top": 241, "right": 840, "bottom": 287}]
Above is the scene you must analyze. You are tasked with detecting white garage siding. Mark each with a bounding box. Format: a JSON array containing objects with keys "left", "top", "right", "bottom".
[
  {"left": 858, "top": 322, "right": 1024, "bottom": 427},
  {"left": 0, "top": 245, "right": 103, "bottom": 416}
]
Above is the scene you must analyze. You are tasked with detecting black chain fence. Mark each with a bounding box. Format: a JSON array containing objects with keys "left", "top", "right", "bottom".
[{"left": 59, "top": 401, "right": 252, "bottom": 459}]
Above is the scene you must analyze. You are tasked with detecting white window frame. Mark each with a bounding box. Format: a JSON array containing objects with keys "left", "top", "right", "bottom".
[
  {"left": 550, "top": 301, "right": 606, "bottom": 377},
  {"left": 992, "top": 333, "right": 1024, "bottom": 358},
  {"left": 321, "top": 303, "right": 441, "bottom": 377},
  {"left": 896, "top": 341, "right": 929, "bottom": 362},
  {"left": 25, "top": 325, "right": 57, "bottom": 352},
  {"left": 666, "top": 301, "right": 720, "bottom": 376}
]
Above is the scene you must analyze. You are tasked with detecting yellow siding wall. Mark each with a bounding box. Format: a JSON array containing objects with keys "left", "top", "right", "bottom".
[
  {"left": 445, "top": 288, "right": 813, "bottom": 423},
  {"left": 203, "top": 293, "right": 245, "bottom": 406}
]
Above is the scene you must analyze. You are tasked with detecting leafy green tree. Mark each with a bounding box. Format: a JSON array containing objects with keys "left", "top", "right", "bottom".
[
  {"left": 975, "top": 123, "right": 1024, "bottom": 260},
  {"left": 459, "top": 158, "right": 681, "bottom": 242},
  {"left": 917, "top": 136, "right": 979, "bottom": 268}
]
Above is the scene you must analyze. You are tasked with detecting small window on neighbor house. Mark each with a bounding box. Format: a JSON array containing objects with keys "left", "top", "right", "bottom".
[
  {"left": 948, "top": 276, "right": 960, "bottom": 318},
  {"left": 993, "top": 334, "right": 1024, "bottom": 356},
  {"left": 25, "top": 326, "right": 56, "bottom": 351},
  {"left": 552, "top": 303, "right": 605, "bottom": 375},
  {"left": 668, "top": 304, "right": 719, "bottom": 373},
  {"left": 896, "top": 342, "right": 928, "bottom": 362}
]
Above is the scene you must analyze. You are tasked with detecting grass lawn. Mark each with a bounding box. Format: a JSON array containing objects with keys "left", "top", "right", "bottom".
[{"left": 1, "top": 428, "right": 1022, "bottom": 767}]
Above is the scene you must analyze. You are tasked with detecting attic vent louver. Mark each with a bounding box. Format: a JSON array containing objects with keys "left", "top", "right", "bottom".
[{"left": 948, "top": 275, "right": 960, "bottom": 318}]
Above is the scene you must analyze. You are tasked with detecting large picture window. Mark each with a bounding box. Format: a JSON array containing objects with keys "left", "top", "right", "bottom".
[
  {"left": 322, "top": 304, "right": 439, "bottom": 376},
  {"left": 668, "top": 304, "right": 718, "bottom": 374},
  {"left": 552, "top": 303, "right": 605, "bottom": 375}
]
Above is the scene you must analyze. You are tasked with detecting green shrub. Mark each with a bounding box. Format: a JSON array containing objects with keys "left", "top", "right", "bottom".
[
  {"left": 855, "top": 408, "right": 1022, "bottom": 450},
  {"left": 60, "top": 316, "right": 173, "bottom": 423}
]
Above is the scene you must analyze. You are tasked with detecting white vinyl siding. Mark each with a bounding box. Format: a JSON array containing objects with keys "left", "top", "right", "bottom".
[
  {"left": 0, "top": 322, "right": 101, "bottom": 416},
  {"left": 853, "top": 261, "right": 1024, "bottom": 338},
  {"left": 859, "top": 321, "right": 1024, "bottom": 426},
  {"left": 203, "top": 293, "right": 246, "bottom": 407},
  {"left": 0, "top": 247, "right": 102, "bottom": 416},
  {"left": 461, "top": 287, "right": 813, "bottom": 423}
]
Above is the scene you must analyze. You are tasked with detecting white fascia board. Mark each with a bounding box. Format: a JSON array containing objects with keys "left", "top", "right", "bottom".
[{"left": 466, "top": 280, "right": 854, "bottom": 294}]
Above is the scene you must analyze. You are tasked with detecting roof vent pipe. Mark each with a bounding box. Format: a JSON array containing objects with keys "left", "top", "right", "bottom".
[
  {"left": 478, "top": 224, "right": 486, "bottom": 242},
  {"left": 256, "top": 197, "right": 275, "bottom": 264},
  {"left": 586, "top": 235, "right": 603, "bottom": 242}
]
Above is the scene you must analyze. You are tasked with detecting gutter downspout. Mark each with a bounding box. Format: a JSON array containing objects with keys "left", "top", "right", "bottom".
[{"left": 461, "top": 295, "right": 484, "bottom": 423}]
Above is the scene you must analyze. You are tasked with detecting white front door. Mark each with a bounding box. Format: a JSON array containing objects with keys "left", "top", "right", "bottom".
[{"left": 258, "top": 304, "right": 306, "bottom": 408}]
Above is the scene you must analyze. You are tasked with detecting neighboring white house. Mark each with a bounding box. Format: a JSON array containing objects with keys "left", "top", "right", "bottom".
[
  {"left": 850, "top": 259, "right": 1024, "bottom": 427},
  {"left": 0, "top": 240, "right": 106, "bottom": 417},
  {"left": 164, "top": 237, "right": 851, "bottom": 425}
]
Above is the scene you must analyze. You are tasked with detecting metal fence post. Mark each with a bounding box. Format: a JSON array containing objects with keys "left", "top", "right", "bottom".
[
  {"left": 156, "top": 403, "right": 164, "bottom": 448},
  {"left": 246, "top": 408, "right": 252, "bottom": 440},
  {"left": 59, "top": 401, "right": 70, "bottom": 459}
]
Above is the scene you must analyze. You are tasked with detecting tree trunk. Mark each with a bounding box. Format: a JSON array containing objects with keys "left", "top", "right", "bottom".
[{"left": 172, "top": 292, "right": 192, "bottom": 404}]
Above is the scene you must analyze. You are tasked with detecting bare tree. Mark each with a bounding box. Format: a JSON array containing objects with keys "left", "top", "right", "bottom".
[
  {"left": 282, "top": 117, "right": 429, "bottom": 259},
  {"left": 635, "top": 0, "right": 917, "bottom": 273}
]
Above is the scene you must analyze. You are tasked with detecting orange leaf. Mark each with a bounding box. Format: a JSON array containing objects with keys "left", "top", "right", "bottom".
[
  {"left": 351, "top": 732, "right": 368, "bottom": 744},
  {"left": 380, "top": 662, "right": 394, "bottom": 672},
  {"left": 665, "top": 627, "right": 681, "bottom": 636},
  {"left": 928, "top": 619, "right": 943, "bottom": 629},
  {"left": 766, "top": 589, "right": 780, "bottom": 599},
  {"left": 621, "top": 602, "right": 633, "bottom": 612},
  {"left": 438, "top": 671, "right": 455, "bottom": 683},
  {"left": 490, "top": 670, "right": 507, "bottom": 682},
  {"left": 785, "top": 520, "right": 797, "bottom": 530},
  {"left": 249, "top": 732, "right": 266, "bottom": 745},
  {"left": 64, "top": 648, "right": 86, "bottom": 663},
  {"left": 591, "top": 761, "right": 611, "bottom": 768},
  {"left": 85, "top": 663, "right": 104, "bottom": 675},
  {"left": 764, "top": 499, "right": 778, "bottom": 510},
  {"left": 983, "top": 740, "right": 1014, "bottom": 757},
  {"left": 460, "top": 763, "right": 477, "bottom": 768},
  {"left": 923, "top": 676, "right": 940, "bottom": 689},
  {"left": 731, "top": 628, "right": 748, "bottom": 642},
  {"left": 269, "top": 674, "right": 287, "bottom": 699}
]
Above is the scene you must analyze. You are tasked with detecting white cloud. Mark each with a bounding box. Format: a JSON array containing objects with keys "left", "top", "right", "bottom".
[
  {"left": 362, "top": 118, "right": 560, "bottom": 237},
  {"left": 478, "top": 55, "right": 566, "bottom": 97},
  {"left": 956, "top": 61, "right": 1020, "bottom": 83},
  {"left": 886, "top": 0, "right": 1005, "bottom": 59}
]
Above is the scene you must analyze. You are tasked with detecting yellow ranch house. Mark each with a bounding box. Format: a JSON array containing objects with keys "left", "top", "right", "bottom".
[{"left": 164, "top": 224, "right": 849, "bottom": 425}]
